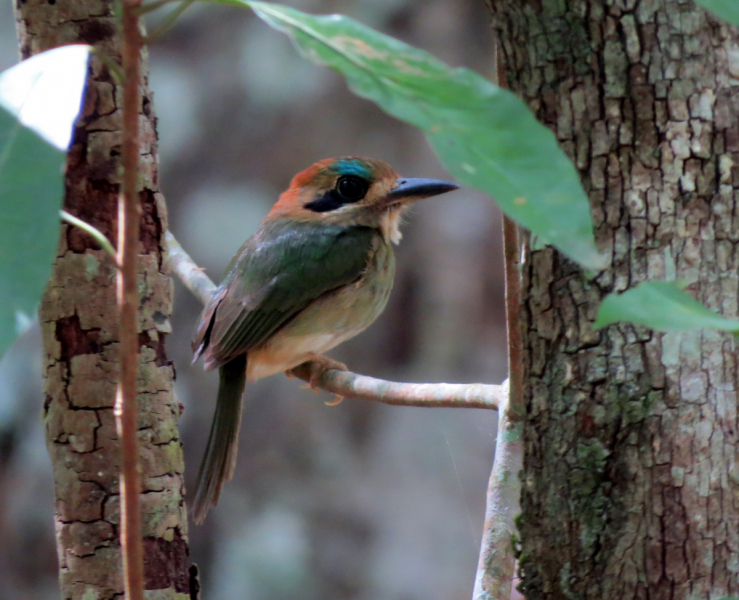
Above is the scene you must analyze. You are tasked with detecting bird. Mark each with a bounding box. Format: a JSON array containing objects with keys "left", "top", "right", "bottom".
[{"left": 190, "top": 156, "right": 459, "bottom": 523}]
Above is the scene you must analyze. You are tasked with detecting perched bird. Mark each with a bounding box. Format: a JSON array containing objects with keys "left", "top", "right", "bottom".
[{"left": 191, "top": 156, "right": 458, "bottom": 522}]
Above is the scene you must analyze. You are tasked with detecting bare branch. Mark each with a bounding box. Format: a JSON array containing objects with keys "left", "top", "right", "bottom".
[
  {"left": 118, "top": 0, "right": 145, "bottom": 597},
  {"left": 165, "top": 230, "right": 216, "bottom": 304},
  {"left": 290, "top": 363, "right": 503, "bottom": 410},
  {"left": 165, "top": 230, "right": 505, "bottom": 410},
  {"left": 472, "top": 381, "right": 522, "bottom": 599}
]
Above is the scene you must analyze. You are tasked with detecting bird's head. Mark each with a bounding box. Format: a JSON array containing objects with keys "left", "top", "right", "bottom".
[{"left": 267, "top": 157, "right": 459, "bottom": 244}]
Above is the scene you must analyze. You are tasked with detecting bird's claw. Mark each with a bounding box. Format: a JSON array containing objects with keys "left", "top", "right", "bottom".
[
  {"left": 303, "top": 354, "right": 348, "bottom": 392},
  {"left": 325, "top": 395, "right": 344, "bottom": 406}
]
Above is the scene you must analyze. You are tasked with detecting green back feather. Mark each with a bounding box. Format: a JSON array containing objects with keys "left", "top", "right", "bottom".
[{"left": 194, "top": 218, "right": 377, "bottom": 369}]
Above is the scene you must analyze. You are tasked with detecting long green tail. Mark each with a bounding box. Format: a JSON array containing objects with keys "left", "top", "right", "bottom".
[{"left": 191, "top": 354, "right": 247, "bottom": 524}]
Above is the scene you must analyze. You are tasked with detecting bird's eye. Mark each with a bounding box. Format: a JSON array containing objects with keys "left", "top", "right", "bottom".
[{"left": 336, "top": 176, "right": 368, "bottom": 202}]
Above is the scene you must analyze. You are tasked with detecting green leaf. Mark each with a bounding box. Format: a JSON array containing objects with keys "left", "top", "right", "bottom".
[
  {"left": 0, "top": 45, "right": 91, "bottom": 361},
  {"left": 594, "top": 281, "right": 739, "bottom": 333},
  {"left": 694, "top": 0, "right": 739, "bottom": 26},
  {"left": 218, "top": 1, "right": 603, "bottom": 269}
]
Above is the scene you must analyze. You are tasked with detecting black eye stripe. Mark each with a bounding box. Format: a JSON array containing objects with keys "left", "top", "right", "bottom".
[
  {"left": 304, "top": 175, "right": 370, "bottom": 213},
  {"left": 304, "top": 190, "right": 344, "bottom": 213}
]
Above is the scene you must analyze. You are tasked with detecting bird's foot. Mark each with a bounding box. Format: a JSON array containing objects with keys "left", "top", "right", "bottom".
[{"left": 301, "top": 354, "right": 348, "bottom": 393}]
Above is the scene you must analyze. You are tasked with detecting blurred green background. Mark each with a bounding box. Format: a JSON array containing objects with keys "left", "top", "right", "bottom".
[{"left": 0, "top": 1, "right": 506, "bottom": 598}]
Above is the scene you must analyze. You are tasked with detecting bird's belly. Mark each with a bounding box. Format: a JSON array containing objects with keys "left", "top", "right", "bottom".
[
  {"left": 246, "top": 329, "right": 353, "bottom": 381},
  {"left": 246, "top": 243, "right": 395, "bottom": 381}
]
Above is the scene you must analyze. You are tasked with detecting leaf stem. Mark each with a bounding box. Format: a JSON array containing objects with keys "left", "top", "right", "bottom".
[
  {"left": 134, "top": 0, "right": 178, "bottom": 15},
  {"left": 91, "top": 48, "right": 125, "bottom": 84},
  {"left": 143, "top": 0, "right": 196, "bottom": 42},
  {"left": 60, "top": 210, "right": 118, "bottom": 262}
]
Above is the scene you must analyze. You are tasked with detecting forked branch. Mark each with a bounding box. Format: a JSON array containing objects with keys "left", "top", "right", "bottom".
[{"left": 165, "top": 223, "right": 521, "bottom": 596}]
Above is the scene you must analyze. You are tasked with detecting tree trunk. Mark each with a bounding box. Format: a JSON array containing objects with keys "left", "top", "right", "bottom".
[
  {"left": 14, "top": 3, "right": 194, "bottom": 598},
  {"left": 489, "top": 1, "right": 739, "bottom": 597}
]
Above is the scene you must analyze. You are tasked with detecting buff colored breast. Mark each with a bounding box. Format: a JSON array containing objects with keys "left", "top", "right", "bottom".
[{"left": 246, "top": 232, "right": 395, "bottom": 381}]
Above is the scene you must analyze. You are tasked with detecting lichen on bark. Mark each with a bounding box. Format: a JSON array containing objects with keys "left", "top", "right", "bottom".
[
  {"left": 14, "top": 0, "right": 193, "bottom": 597},
  {"left": 488, "top": 0, "right": 739, "bottom": 598}
]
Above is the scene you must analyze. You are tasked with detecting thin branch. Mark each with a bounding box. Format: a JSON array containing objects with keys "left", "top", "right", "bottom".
[
  {"left": 60, "top": 210, "right": 118, "bottom": 261},
  {"left": 117, "top": 0, "right": 145, "bottom": 597},
  {"left": 472, "top": 217, "right": 523, "bottom": 600},
  {"left": 472, "top": 43, "right": 524, "bottom": 600},
  {"left": 501, "top": 215, "right": 524, "bottom": 414},
  {"left": 473, "top": 383, "right": 522, "bottom": 600},
  {"left": 165, "top": 230, "right": 505, "bottom": 410},
  {"left": 497, "top": 37, "right": 525, "bottom": 421},
  {"left": 290, "top": 362, "right": 504, "bottom": 410},
  {"left": 164, "top": 230, "right": 216, "bottom": 305}
]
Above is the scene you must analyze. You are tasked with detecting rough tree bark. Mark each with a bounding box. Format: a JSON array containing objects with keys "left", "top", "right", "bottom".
[
  {"left": 488, "top": 0, "right": 739, "bottom": 598},
  {"left": 14, "top": 2, "right": 194, "bottom": 598}
]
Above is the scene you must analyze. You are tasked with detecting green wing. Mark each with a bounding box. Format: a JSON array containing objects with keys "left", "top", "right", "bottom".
[{"left": 193, "top": 219, "right": 377, "bottom": 370}]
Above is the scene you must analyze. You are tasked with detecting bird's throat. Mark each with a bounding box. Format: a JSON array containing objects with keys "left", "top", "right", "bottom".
[{"left": 380, "top": 209, "right": 403, "bottom": 245}]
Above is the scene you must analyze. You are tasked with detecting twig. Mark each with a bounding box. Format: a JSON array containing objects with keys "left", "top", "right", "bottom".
[
  {"left": 165, "top": 230, "right": 506, "bottom": 410},
  {"left": 117, "top": 0, "right": 145, "bottom": 597},
  {"left": 60, "top": 210, "right": 118, "bottom": 261},
  {"left": 290, "top": 363, "right": 504, "bottom": 410},
  {"left": 472, "top": 44, "right": 524, "bottom": 600},
  {"left": 164, "top": 230, "right": 216, "bottom": 305}
]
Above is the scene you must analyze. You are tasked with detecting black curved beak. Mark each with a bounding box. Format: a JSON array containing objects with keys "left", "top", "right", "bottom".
[{"left": 386, "top": 177, "right": 459, "bottom": 203}]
